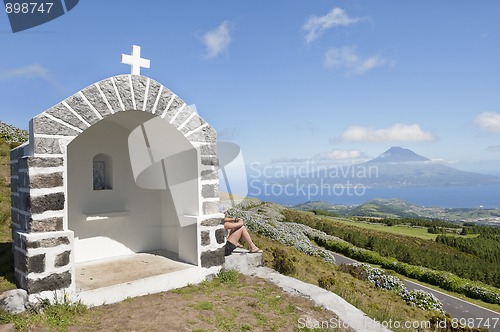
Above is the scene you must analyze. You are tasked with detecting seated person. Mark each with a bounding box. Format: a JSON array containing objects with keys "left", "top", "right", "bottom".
[{"left": 223, "top": 215, "right": 262, "bottom": 256}]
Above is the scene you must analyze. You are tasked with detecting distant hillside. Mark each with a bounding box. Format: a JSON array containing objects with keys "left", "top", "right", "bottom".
[
  {"left": 295, "top": 199, "right": 500, "bottom": 225},
  {"left": 0, "top": 121, "right": 28, "bottom": 144}
]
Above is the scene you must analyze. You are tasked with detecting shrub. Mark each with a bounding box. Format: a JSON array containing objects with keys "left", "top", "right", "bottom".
[{"left": 271, "top": 248, "right": 296, "bottom": 275}]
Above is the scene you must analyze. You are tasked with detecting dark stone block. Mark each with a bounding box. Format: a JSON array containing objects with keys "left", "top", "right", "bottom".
[
  {"left": 33, "top": 137, "right": 62, "bottom": 155},
  {"left": 201, "top": 169, "right": 218, "bottom": 181},
  {"left": 201, "top": 157, "right": 219, "bottom": 166},
  {"left": 30, "top": 192, "right": 64, "bottom": 214},
  {"left": 202, "top": 201, "right": 219, "bottom": 215},
  {"left": 201, "top": 231, "right": 210, "bottom": 246},
  {"left": 200, "top": 248, "right": 225, "bottom": 268},
  {"left": 97, "top": 78, "right": 122, "bottom": 112},
  {"left": 14, "top": 249, "right": 27, "bottom": 274},
  {"left": 164, "top": 96, "right": 185, "bottom": 122},
  {"left": 46, "top": 103, "right": 88, "bottom": 131},
  {"left": 30, "top": 172, "right": 63, "bottom": 189},
  {"left": 65, "top": 93, "right": 100, "bottom": 126},
  {"left": 81, "top": 84, "right": 112, "bottom": 118},
  {"left": 32, "top": 115, "right": 80, "bottom": 136},
  {"left": 19, "top": 191, "right": 30, "bottom": 212},
  {"left": 153, "top": 86, "right": 174, "bottom": 116},
  {"left": 187, "top": 125, "right": 216, "bottom": 143},
  {"left": 54, "top": 251, "right": 71, "bottom": 268},
  {"left": 131, "top": 76, "right": 148, "bottom": 111},
  {"left": 215, "top": 229, "right": 225, "bottom": 244},
  {"left": 30, "top": 217, "right": 63, "bottom": 232},
  {"left": 27, "top": 254, "right": 45, "bottom": 273},
  {"left": 180, "top": 115, "right": 205, "bottom": 135},
  {"left": 144, "top": 79, "right": 162, "bottom": 113},
  {"left": 27, "top": 271, "right": 71, "bottom": 293},
  {"left": 114, "top": 75, "right": 134, "bottom": 111},
  {"left": 200, "top": 218, "right": 223, "bottom": 227},
  {"left": 199, "top": 144, "right": 216, "bottom": 156},
  {"left": 202, "top": 184, "right": 219, "bottom": 199},
  {"left": 27, "top": 236, "right": 69, "bottom": 249},
  {"left": 172, "top": 106, "right": 194, "bottom": 128},
  {"left": 22, "top": 157, "right": 64, "bottom": 168}
]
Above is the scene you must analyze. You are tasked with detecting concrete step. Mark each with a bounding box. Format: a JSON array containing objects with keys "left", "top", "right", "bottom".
[
  {"left": 0, "top": 324, "right": 15, "bottom": 332},
  {"left": 223, "top": 248, "right": 263, "bottom": 274}
]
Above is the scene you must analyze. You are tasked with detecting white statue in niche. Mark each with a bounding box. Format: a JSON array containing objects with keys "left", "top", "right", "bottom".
[{"left": 93, "top": 154, "right": 112, "bottom": 190}]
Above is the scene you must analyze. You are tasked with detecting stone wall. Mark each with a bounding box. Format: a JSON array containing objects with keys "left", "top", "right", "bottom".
[{"left": 10, "top": 74, "right": 225, "bottom": 296}]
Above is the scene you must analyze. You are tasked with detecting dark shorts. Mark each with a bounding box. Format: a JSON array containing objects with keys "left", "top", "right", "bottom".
[{"left": 224, "top": 241, "right": 237, "bottom": 256}]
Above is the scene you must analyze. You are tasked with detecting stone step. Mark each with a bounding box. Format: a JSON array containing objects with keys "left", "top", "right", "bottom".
[{"left": 223, "top": 248, "right": 263, "bottom": 274}]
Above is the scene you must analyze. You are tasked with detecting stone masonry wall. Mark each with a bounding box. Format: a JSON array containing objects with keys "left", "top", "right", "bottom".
[{"left": 11, "top": 74, "right": 225, "bottom": 296}]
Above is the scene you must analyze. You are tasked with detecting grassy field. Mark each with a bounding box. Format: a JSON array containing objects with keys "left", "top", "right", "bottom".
[{"left": 325, "top": 216, "right": 479, "bottom": 241}]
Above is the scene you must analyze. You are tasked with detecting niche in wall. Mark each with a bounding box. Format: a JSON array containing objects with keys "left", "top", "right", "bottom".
[{"left": 93, "top": 153, "right": 113, "bottom": 190}]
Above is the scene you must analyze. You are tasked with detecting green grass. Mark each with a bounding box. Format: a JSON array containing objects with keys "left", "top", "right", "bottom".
[
  {"left": 0, "top": 295, "right": 89, "bottom": 331},
  {"left": 326, "top": 216, "right": 479, "bottom": 241},
  {"left": 0, "top": 139, "right": 16, "bottom": 293}
]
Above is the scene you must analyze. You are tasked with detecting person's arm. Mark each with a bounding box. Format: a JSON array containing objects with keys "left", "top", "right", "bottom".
[{"left": 223, "top": 217, "right": 244, "bottom": 229}]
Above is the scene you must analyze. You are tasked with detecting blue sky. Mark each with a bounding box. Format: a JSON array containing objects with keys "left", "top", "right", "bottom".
[{"left": 1, "top": 1, "right": 500, "bottom": 173}]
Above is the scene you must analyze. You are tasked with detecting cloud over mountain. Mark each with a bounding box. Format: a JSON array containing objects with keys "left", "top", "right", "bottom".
[{"left": 340, "top": 123, "right": 436, "bottom": 142}]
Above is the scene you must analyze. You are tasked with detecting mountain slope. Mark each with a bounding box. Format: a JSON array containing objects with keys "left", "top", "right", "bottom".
[{"left": 366, "top": 146, "right": 429, "bottom": 164}]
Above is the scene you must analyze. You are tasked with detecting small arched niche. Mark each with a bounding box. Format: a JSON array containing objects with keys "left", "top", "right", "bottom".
[{"left": 93, "top": 153, "right": 113, "bottom": 190}]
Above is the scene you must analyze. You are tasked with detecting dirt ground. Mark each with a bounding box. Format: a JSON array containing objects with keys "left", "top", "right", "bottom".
[{"left": 67, "top": 274, "right": 354, "bottom": 332}]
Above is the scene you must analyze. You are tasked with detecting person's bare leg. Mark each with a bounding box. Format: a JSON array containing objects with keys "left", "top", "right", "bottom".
[
  {"left": 228, "top": 225, "right": 260, "bottom": 252},
  {"left": 227, "top": 225, "right": 244, "bottom": 245},
  {"left": 240, "top": 225, "right": 259, "bottom": 251}
]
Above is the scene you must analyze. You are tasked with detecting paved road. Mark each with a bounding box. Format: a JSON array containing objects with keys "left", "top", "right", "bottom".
[{"left": 330, "top": 253, "right": 500, "bottom": 331}]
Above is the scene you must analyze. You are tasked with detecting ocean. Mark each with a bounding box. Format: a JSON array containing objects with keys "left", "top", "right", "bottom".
[{"left": 249, "top": 184, "right": 500, "bottom": 208}]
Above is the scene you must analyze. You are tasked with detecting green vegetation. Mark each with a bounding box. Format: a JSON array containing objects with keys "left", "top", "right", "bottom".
[
  {"left": 282, "top": 208, "right": 500, "bottom": 305},
  {"left": 0, "top": 138, "right": 17, "bottom": 293},
  {"left": 0, "top": 121, "right": 28, "bottom": 145},
  {"left": 284, "top": 209, "right": 500, "bottom": 288},
  {"left": 252, "top": 233, "right": 451, "bottom": 331}
]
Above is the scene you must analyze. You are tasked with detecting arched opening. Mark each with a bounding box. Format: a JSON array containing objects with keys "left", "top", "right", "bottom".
[{"left": 67, "top": 110, "right": 200, "bottom": 269}]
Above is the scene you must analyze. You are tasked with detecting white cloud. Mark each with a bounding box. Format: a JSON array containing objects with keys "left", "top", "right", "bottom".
[
  {"left": 475, "top": 112, "right": 500, "bottom": 132},
  {"left": 324, "top": 46, "right": 385, "bottom": 74},
  {"left": 313, "top": 149, "right": 367, "bottom": 161},
  {"left": 201, "top": 21, "right": 232, "bottom": 59},
  {"left": 302, "top": 7, "right": 362, "bottom": 44},
  {"left": 340, "top": 124, "right": 436, "bottom": 142},
  {"left": 0, "top": 63, "right": 50, "bottom": 80}
]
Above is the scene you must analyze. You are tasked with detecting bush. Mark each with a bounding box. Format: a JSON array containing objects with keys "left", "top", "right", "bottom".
[
  {"left": 271, "top": 248, "right": 296, "bottom": 275},
  {"left": 318, "top": 273, "right": 336, "bottom": 289}
]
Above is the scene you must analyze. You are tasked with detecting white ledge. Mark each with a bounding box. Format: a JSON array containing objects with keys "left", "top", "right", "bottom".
[{"left": 85, "top": 210, "right": 130, "bottom": 221}]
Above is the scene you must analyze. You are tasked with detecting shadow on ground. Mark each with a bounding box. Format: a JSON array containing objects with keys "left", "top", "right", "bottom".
[{"left": 0, "top": 242, "right": 16, "bottom": 292}]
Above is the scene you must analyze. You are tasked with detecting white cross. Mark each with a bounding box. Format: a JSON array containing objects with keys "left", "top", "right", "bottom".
[{"left": 121, "top": 45, "right": 150, "bottom": 75}]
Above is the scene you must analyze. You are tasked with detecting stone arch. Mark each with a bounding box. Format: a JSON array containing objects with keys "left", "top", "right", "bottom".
[{"left": 10, "top": 75, "right": 225, "bottom": 297}]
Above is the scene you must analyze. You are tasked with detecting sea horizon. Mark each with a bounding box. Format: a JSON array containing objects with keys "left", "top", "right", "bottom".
[{"left": 249, "top": 183, "right": 500, "bottom": 209}]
